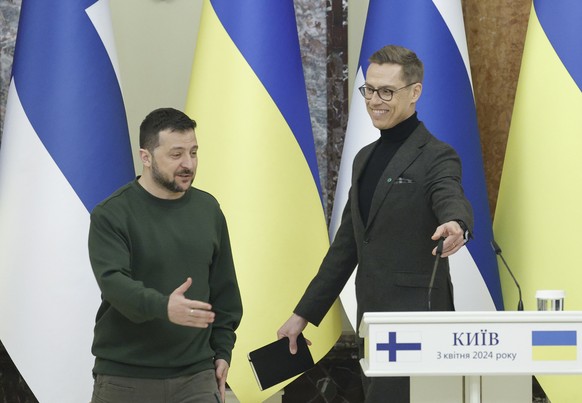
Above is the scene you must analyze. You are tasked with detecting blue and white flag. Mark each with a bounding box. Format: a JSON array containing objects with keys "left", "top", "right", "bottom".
[
  {"left": 332, "top": 0, "right": 503, "bottom": 329},
  {"left": 376, "top": 331, "right": 422, "bottom": 363},
  {"left": 0, "top": 1, "right": 134, "bottom": 402}
]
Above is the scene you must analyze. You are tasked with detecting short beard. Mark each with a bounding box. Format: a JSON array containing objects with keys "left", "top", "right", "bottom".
[{"left": 151, "top": 159, "right": 192, "bottom": 194}]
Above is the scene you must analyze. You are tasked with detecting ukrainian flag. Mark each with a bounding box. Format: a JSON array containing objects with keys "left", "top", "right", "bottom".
[
  {"left": 494, "top": 0, "right": 582, "bottom": 400},
  {"left": 185, "top": 1, "right": 342, "bottom": 401},
  {"left": 0, "top": 1, "right": 134, "bottom": 402},
  {"left": 532, "top": 331, "right": 577, "bottom": 361}
]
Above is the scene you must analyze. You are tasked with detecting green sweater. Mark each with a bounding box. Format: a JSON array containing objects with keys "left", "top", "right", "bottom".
[{"left": 89, "top": 179, "right": 242, "bottom": 378}]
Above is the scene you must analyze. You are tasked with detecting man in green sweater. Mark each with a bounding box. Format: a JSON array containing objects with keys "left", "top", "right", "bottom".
[{"left": 89, "top": 108, "right": 243, "bottom": 403}]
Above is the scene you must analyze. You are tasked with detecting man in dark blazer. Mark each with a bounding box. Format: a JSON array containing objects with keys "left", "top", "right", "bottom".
[{"left": 278, "top": 45, "right": 473, "bottom": 403}]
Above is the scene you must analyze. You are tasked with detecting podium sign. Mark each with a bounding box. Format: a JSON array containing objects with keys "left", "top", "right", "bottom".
[{"left": 359, "top": 311, "right": 582, "bottom": 377}]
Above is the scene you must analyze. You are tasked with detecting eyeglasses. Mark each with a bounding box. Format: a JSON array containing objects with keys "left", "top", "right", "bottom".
[{"left": 358, "top": 82, "right": 417, "bottom": 101}]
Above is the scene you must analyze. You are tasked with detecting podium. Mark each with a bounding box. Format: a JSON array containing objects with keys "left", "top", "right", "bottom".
[{"left": 359, "top": 311, "right": 582, "bottom": 402}]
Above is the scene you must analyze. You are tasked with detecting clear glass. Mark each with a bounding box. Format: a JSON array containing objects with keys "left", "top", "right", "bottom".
[{"left": 536, "top": 290, "right": 565, "bottom": 311}]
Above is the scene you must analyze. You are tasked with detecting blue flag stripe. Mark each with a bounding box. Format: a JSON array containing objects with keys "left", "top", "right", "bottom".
[
  {"left": 358, "top": 0, "right": 503, "bottom": 309},
  {"left": 209, "top": 0, "right": 321, "bottom": 193},
  {"left": 534, "top": 0, "right": 582, "bottom": 91},
  {"left": 532, "top": 331, "right": 577, "bottom": 346},
  {"left": 13, "top": 0, "right": 134, "bottom": 212}
]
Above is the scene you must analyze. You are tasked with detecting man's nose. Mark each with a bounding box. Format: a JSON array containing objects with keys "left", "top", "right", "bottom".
[{"left": 180, "top": 155, "right": 194, "bottom": 168}]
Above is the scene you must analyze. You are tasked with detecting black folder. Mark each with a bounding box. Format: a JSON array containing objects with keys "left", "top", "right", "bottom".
[{"left": 248, "top": 333, "right": 315, "bottom": 390}]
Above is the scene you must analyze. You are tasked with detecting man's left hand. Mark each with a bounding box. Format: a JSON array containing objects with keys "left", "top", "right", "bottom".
[{"left": 215, "top": 358, "right": 229, "bottom": 402}]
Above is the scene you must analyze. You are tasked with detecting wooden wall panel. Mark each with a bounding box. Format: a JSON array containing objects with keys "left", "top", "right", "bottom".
[{"left": 462, "top": 0, "right": 531, "bottom": 216}]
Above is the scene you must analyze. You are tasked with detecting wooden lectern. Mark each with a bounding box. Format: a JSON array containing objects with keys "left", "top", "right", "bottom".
[{"left": 359, "top": 311, "right": 582, "bottom": 403}]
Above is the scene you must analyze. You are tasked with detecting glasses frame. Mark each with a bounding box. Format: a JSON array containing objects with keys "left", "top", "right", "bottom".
[{"left": 358, "top": 82, "right": 418, "bottom": 101}]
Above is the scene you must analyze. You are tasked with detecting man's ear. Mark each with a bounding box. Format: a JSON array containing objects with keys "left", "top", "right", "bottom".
[
  {"left": 140, "top": 148, "right": 151, "bottom": 167},
  {"left": 411, "top": 82, "right": 423, "bottom": 102}
]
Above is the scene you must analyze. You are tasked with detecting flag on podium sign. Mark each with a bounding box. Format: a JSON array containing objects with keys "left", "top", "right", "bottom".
[
  {"left": 0, "top": 1, "right": 134, "bottom": 402},
  {"left": 333, "top": 0, "right": 503, "bottom": 330},
  {"left": 494, "top": 0, "right": 582, "bottom": 400},
  {"left": 185, "top": 1, "right": 342, "bottom": 401}
]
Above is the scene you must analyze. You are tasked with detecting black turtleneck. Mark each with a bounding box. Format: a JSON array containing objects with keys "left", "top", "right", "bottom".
[{"left": 358, "top": 112, "right": 420, "bottom": 224}]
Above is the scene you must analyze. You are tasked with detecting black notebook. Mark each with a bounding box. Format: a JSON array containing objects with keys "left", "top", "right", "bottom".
[{"left": 248, "top": 333, "right": 315, "bottom": 390}]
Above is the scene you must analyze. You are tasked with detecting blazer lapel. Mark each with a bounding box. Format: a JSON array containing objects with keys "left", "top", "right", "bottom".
[
  {"left": 351, "top": 141, "right": 377, "bottom": 230},
  {"left": 366, "top": 124, "right": 431, "bottom": 228}
]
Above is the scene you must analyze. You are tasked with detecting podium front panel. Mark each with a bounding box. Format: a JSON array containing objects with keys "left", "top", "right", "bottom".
[{"left": 359, "top": 311, "right": 582, "bottom": 377}]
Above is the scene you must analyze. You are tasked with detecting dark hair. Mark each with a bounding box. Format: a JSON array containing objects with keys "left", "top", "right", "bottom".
[
  {"left": 369, "top": 45, "right": 424, "bottom": 84},
  {"left": 139, "top": 108, "right": 197, "bottom": 152}
]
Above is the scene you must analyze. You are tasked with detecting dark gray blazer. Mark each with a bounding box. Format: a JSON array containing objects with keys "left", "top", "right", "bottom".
[{"left": 295, "top": 123, "right": 473, "bottom": 327}]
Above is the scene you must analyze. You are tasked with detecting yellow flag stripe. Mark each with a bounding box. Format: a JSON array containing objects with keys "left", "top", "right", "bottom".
[{"left": 532, "top": 346, "right": 577, "bottom": 361}]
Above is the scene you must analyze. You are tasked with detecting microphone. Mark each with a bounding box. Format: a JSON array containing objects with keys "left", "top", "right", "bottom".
[
  {"left": 491, "top": 239, "right": 524, "bottom": 311},
  {"left": 427, "top": 238, "right": 445, "bottom": 311}
]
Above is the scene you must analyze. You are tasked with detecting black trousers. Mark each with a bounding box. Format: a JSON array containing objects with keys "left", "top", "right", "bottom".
[{"left": 362, "top": 375, "right": 409, "bottom": 403}]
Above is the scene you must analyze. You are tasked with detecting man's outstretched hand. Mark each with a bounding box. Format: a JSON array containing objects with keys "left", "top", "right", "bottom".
[{"left": 167, "top": 277, "right": 215, "bottom": 328}]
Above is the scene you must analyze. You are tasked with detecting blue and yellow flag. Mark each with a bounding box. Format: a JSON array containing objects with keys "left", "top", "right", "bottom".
[
  {"left": 494, "top": 0, "right": 582, "bottom": 400},
  {"left": 532, "top": 331, "right": 577, "bottom": 361},
  {"left": 0, "top": 1, "right": 134, "bottom": 402},
  {"left": 185, "top": 1, "right": 342, "bottom": 401}
]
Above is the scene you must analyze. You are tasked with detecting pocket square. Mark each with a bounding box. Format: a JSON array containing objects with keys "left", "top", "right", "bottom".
[{"left": 394, "top": 177, "right": 414, "bottom": 184}]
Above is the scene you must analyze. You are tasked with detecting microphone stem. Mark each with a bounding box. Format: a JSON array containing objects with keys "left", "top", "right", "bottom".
[
  {"left": 427, "top": 256, "right": 439, "bottom": 311},
  {"left": 499, "top": 254, "right": 524, "bottom": 311},
  {"left": 427, "top": 238, "right": 444, "bottom": 311}
]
